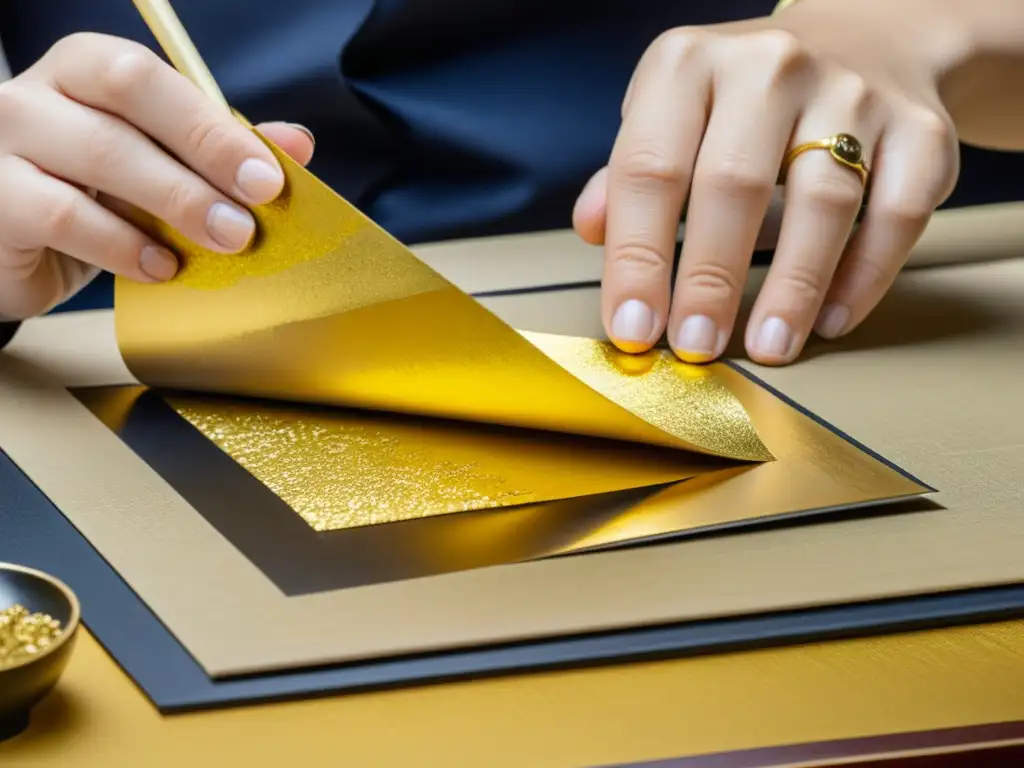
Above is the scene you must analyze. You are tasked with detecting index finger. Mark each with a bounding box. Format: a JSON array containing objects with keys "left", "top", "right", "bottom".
[
  {"left": 35, "top": 33, "right": 284, "bottom": 206},
  {"left": 602, "top": 31, "right": 711, "bottom": 353}
]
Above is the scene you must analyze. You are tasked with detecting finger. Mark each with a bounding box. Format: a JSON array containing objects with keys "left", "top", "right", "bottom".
[
  {"left": 1, "top": 83, "right": 256, "bottom": 253},
  {"left": 602, "top": 30, "right": 712, "bottom": 354},
  {"left": 256, "top": 122, "right": 316, "bottom": 167},
  {"left": 0, "top": 155, "right": 178, "bottom": 286},
  {"left": 573, "top": 166, "right": 608, "bottom": 246},
  {"left": 579, "top": 172, "right": 786, "bottom": 252},
  {"left": 0, "top": 242, "right": 101, "bottom": 320},
  {"left": 669, "top": 35, "right": 805, "bottom": 363},
  {"left": 32, "top": 33, "right": 285, "bottom": 205},
  {"left": 815, "top": 110, "right": 958, "bottom": 338},
  {"left": 747, "top": 112, "right": 880, "bottom": 364}
]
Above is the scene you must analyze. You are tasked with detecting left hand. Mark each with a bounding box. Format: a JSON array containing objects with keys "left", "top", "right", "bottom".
[{"left": 573, "top": 0, "right": 960, "bottom": 365}]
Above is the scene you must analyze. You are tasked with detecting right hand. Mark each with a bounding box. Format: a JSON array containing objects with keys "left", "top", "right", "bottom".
[{"left": 0, "top": 33, "right": 316, "bottom": 320}]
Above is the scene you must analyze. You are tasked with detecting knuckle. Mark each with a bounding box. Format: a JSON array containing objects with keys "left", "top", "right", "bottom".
[
  {"left": 909, "top": 107, "right": 960, "bottom": 198},
  {"left": 160, "top": 181, "right": 210, "bottom": 225},
  {"left": 804, "top": 174, "right": 863, "bottom": 213},
  {"left": 678, "top": 261, "right": 741, "bottom": 301},
  {"left": 695, "top": 157, "right": 773, "bottom": 201},
  {"left": 912, "top": 105, "right": 955, "bottom": 147},
  {"left": 651, "top": 27, "right": 707, "bottom": 68},
  {"left": 617, "top": 145, "right": 688, "bottom": 185},
  {"left": 879, "top": 197, "right": 933, "bottom": 230},
  {"left": 0, "top": 246, "right": 44, "bottom": 287},
  {"left": 48, "top": 32, "right": 102, "bottom": 59},
  {"left": 609, "top": 242, "right": 672, "bottom": 273},
  {"left": 841, "top": 74, "right": 881, "bottom": 120},
  {"left": 852, "top": 253, "right": 897, "bottom": 292},
  {"left": 184, "top": 116, "right": 235, "bottom": 165},
  {"left": 754, "top": 29, "right": 810, "bottom": 82},
  {"left": 94, "top": 43, "right": 160, "bottom": 102},
  {"left": 42, "top": 190, "right": 81, "bottom": 241},
  {"left": 81, "top": 124, "right": 126, "bottom": 170},
  {"left": 776, "top": 262, "right": 829, "bottom": 303}
]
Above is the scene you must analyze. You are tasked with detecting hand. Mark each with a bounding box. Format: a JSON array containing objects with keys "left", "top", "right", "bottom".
[
  {"left": 0, "top": 33, "right": 315, "bottom": 320},
  {"left": 574, "top": 0, "right": 960, "bottom": 365}
]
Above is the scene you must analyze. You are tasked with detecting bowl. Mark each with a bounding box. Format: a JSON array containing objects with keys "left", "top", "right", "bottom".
[{"left": 0, "top": 563, "right": 80, "bottom": 741}]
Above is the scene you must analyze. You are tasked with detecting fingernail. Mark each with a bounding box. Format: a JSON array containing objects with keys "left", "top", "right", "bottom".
[
  {"left": 139, "top": 245, "right": 178, "bottom": 282},
  {"left": 234, "top": 158, "right": 284, "bottom": 204},
  {"left": 610, "top": 299, "right": 655, "bottom": 350},
  {"left": 815, "top": 304, "right": 850, "bottom": 339},
  {"left": 754, "top": 316, "right": 795, "bottom": 359},
  {"left": 674, "top": 315, "right": 722, "bottom": 362},
  {"left": 288, "top": 123, "right": 316, "bottom": 148},
  {"left": 207, "top": 202, "right": 256, "bottom": 251}
]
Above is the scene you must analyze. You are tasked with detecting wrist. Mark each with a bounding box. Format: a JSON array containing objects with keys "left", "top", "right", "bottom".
[
  {"left": 771, "top": 0, "right": 1024, "bottom": 149},
  {"left": 928, "top": 0, "right": 1024, "bottom": 149},
  {"left": 774, "top": 0, "right": 972, "bottom": 96}
]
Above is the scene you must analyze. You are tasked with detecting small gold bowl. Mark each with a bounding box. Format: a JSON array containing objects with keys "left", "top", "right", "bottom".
[{"left": 0, "top": 563, "right": 80, "bottom": 742}]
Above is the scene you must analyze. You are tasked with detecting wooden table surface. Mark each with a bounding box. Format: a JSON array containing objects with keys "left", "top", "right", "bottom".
[{"left": 2, "top": 618, "right": 1024, "bottom": 767}]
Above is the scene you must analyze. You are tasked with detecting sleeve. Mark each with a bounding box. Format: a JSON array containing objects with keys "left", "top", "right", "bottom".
[{"left": 0, "top": 321, "right": 20, "bottom": 350}]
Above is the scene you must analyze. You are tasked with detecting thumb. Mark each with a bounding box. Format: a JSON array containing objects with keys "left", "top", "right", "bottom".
[{"left": 254, "top": 122, "right": 316, "bottom": 167}]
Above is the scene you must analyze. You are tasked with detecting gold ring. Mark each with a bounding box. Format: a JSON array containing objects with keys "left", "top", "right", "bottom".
[{"left": 779, "top": 133, "right": 869, "bottom": 186}]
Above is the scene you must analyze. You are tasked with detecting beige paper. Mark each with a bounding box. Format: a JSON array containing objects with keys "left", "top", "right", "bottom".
[{"left": 1, "top": 235, "right": 1021, "bottom": 678}]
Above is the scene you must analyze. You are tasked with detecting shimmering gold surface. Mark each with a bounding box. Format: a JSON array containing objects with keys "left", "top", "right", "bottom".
[
  {"left": 14, "top": 619, "right": 1024, "bottom": 767},
  {"left": 163, "top": 393, "right": 706, "bottom": 531},
  {"left": 115, "top": 136, "right": 769, "bottom": 463},
  {"left": 0, "top": 604, "right": 63, "bottom": 670},
  {"left": 76, "top": 371, "right": 925, "bottom": 545},
  {"left": 539, "top": 363, "right": 928, "bottom": 555},
  {"left": 526, "top": 333, "right": 769, "bottom": 462}
]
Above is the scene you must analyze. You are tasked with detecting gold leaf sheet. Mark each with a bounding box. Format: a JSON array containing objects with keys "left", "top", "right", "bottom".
[
  {"left": 166, "top": 392, "right": 710, "bottom": 531},
  {"left": 115, "top": 136, "right": 770, "bottom": 472}
]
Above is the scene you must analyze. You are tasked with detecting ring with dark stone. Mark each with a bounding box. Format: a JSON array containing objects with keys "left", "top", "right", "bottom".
[
  {"left": 830, "top": 134, "right": 864, "bottom": 165},
  {"left": 779, "top": 133, "right": 870, "bottom": 186}
]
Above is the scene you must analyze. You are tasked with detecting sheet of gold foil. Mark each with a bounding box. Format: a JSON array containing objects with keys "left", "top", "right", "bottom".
[
  {"left": 72, "top": 369, "right": 927, "bottom": 552},
  {"left": 115, "top": 135, "right": 770, "bottom": 463},
  {"left": 525, "top": 333, "right": 768, "bottom": 464},
  {"left": 163, "top": 393, "right": 710, "bottom": 531}
]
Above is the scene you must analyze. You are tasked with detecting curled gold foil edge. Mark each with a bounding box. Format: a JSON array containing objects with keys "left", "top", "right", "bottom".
[{"left": 114, "top": 129, "right": 770, "bottom": 462}]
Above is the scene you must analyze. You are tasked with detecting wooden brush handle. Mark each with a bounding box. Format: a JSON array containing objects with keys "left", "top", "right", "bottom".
[{"left": 130, "top": 0, "right": 229, "bottom": 109}]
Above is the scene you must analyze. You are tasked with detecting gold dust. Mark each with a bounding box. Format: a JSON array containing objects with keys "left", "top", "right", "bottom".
[
  {"left": 169, "top": 398, "right": 534, "bottom": 531},
  {"left": 0, "top": 604, "right": 64, "bottom": 670},
  {"left": 525, "top": 332, "right": 773, "bottom": 462},
  {"left": 164, "top": 391, "right": 706, "bottom": 532}
]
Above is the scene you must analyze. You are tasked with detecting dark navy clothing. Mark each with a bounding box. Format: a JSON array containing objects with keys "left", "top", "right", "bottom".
[
  {"left": 0, "top": 0, "right": 1022, "bottom": 316},
  {"left": 0, "top": 320, "right": 16, "bottom": 349}
]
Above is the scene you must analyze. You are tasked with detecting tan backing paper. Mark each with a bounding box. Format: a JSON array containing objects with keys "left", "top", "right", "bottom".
[{"left": 1, "top": 236, "right": 1022, "bottom": 678}]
